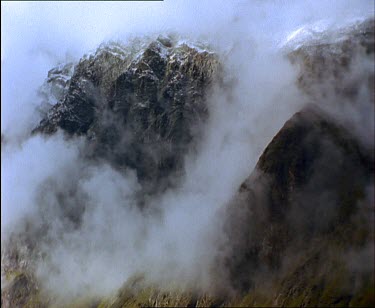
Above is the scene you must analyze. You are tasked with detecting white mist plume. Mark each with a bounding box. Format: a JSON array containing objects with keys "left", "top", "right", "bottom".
[{"left": 2, "top": 0, "right": 373, "bottom": 300}]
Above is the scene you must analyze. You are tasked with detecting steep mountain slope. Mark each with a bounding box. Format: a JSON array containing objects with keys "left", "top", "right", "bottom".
[
  {"left": 2, "top": 19, "right": 374, "bottom": 307},
  {"left": 2, "top": 36, "right": 221, "bottom": 308},
  {"left": 221, "top": 106, "right": 374, "bottom": 306},
  {"left": 217, "top": 18, "right": 374, "bottom": 307}
]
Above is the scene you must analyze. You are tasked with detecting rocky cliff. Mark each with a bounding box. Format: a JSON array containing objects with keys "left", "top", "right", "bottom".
[
  {"left": 219, "top": 18, "right": 374, "bottom": 307},
  {"left": 2, "top": 19, "right": 374, "bottom": 308},
  {"left": 34, "top": 36, "right": 220, "bottom": 189}
]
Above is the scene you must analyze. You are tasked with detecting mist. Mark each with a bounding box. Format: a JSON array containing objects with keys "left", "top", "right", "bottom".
[{"left": 1, "top": 0, "right": 373, "bottom": 301}]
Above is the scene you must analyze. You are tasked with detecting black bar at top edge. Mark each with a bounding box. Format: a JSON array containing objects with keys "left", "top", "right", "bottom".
[{"left": 2, "top": 0, "right": 164, "bottom": 2}]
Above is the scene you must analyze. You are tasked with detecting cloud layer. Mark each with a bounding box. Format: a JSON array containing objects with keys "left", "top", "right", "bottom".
[{"left": 2, "top": 0, "right": 373, "bottom": 301}]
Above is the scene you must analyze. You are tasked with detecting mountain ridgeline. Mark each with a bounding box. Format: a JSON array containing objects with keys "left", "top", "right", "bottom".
[
  {"left": 34, "top": 36, "right": 220, "bottom": 191},
  {"left": 2, "top": 20, "right": 374, "bottom": 307}
]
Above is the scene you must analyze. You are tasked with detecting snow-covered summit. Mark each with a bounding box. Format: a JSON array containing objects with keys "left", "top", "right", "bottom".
[{"left": 281, "top": 17, "right": 370, "bottom": 51}]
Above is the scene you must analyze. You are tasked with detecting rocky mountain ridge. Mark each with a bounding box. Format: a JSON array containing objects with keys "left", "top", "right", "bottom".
[
  {"left": 34, "top": 36, "right": 219, "bottom": 188},
  {"left": 2, "top": 19, "right": 374, "bottom": 307}
]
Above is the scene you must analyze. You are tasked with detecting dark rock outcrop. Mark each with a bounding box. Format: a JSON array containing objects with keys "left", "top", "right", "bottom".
[
  {"left": 3, "top": 36, "right": 221, "bottom": 307},
  {"left": 34, "top": 37, "right": 220, "bottom": 186},
  {"left": 222, "top": 106, "right": 373, "bottom": 288},
  {"left": 215, "top": 101, "right": 374, "bottom": 308},
  {"left": 220, "top": 18, "right": 374, "bottom": 307},
  {"left": 1, "top": 273, "right": 43, "bottom": 308}
]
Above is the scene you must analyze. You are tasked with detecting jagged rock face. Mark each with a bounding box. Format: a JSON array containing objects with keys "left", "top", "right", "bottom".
[
  {"left": 2, "top": 37, "right": 221, "bottom": 307},
  {"left": 34, "top": 37, "right": 220, "bottom": 185},
  {"left": 35, "top": 62, "right": 75, "bottom": 120},
  {"left": 288, "top": 18, "right": 374, "bottom": 103},
  {"left": 1, "top": 273, "right": 41, "bottom": 308},
  {"left": 39, "top": 62, "right": 75, "bottom": 106}
]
